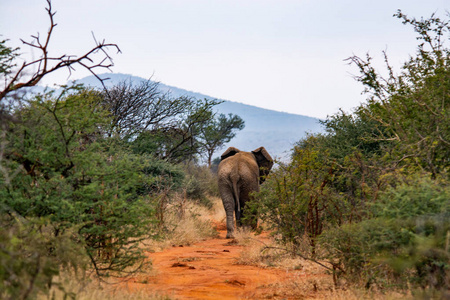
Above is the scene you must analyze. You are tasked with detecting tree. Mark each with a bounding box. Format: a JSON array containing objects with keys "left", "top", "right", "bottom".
[
  {"left": 1, "top": 88, "right": 173, "bottom": 281},
  {"left": 199, "top": 113, "right": 245, "bottom": 168},
  {"left": 131, "top": 98, "right": 224, "bottom": 163},
  {"left": 99, "top": 80, "right": 245, "bottom": 165},
  {"left": 318, "top": 109, "right": 389, "bottom": 160},
  {"left": 0, "top": 1, "right": 125, "bottom": 297},
  {"left": 100, "top": 79, "right": 195, "bottom": 138}
]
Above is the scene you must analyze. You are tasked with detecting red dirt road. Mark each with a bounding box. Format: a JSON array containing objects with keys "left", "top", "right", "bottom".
[{"left": 123, "top": 229, "right": 329, "bottom": 299}]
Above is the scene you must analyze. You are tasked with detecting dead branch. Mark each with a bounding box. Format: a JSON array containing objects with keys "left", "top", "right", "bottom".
[{"left": 0, "top": 0, "right": 121, "bottom": 101}]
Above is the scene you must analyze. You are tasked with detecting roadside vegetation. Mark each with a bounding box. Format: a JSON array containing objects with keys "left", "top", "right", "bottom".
[
  {"left": 250, "top": 11, "right": 449, "bottom": 298},
  {"left": 1, "top": 1, "right": 448, "bottom": 299},
  {"left": 0, "top": 2, "right": 241, "bottom": 299}
]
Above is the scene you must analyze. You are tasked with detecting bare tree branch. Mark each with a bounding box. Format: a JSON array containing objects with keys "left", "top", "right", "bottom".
[{"left": 0, "top": 0, "right": 121, "bottom": 101}]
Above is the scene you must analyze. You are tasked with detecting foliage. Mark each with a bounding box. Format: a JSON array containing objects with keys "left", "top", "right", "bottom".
[
  {"left": 0, "top": 2, "right": 121, "bottom": 297},
  {"left": 256, "top": 132, "right": 387, "bottom": 256},
  {"left": 129, "top": 97, "right": 219, "bottom": 162},
  {"left": 197, "top": 113, "right": 245, "bottom": 167},
  {"left": 138, "top": 157, "right": 184, "bottom": 194},
  {"left": 348, "top": 10, "right": 450, "bottom": 177},
  {"left": 0, "top": 88, "right": 171, "bottom": 299},
  {"left": 0, "top": 39, "right": 21, "bottom": 124},
  {"left": 0, "top": 14, "right": 243, "bottom": 296},
  {"left": 0, "top": 39, "right": 19, "bottom": 78},
  {"left": 317, "top": 109, "right": 389, "bottom": 160},
  {"left": 0, "top": 2, "right": 236, "bottom": 298},
  {"left": 101, "top": 79, "right": 197, "bottom": 139},
  {"left": 371, "top": 175, "right": 450, "bottom": 219},
  {"left": 255, "top": 11, "right": 450, "bottom": 294},
  {"left": 255, "top": 141, "right": 336, "bottom": 255},
  {"left": 297, "top": 133, "right": 388, "bottom": 221},
  {"left": 0, "top": 216, "right": 86, "bottom": 300},
  {"left": 130, "top": 97, "right": 242, "bottom": 164},
  {"left": 320, "top": 176, "right": 449, "bottom": 291},
  {"left": 0, "top": 80, "right": 231, "bottom": 299}
]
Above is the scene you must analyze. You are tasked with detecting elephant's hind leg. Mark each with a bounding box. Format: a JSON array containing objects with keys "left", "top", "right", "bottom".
[{"left": 219, "top": 184, "right": 236, "bottom": 239}]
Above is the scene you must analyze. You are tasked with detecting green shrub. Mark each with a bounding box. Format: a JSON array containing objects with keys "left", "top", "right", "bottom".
[
  {"left": 254, "top": 147, "right": 336, "bottom": 255},
  {"left": 319, "top": 176, "right": 450, "bottom": 291},
  {"left": 0, "top": 216, "right": 86, "bottom": 299},
  {"left": 371, "top": 176, "right": 450, "bottom": 219},
  {"left": 319, "top": 218, "right": 415, "bottom": 287},
  {"left": 0, "top": 89, "right": 174, "bottom": 298}
]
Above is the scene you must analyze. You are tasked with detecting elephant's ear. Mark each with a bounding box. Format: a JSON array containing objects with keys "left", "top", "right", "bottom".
[
  {"left": 221, "top": 147, "right": 241, "bottom": 161},
  {"left": 252, "top": 147, "right": 274, "bottom": 183}
]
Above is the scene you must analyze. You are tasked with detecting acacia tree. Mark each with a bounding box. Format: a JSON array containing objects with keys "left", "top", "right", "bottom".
[
  {"left": 198, "top": 113, "right": 245, "bottom": 168},
  {"left": 97, "top": 79, "right": 246, "bottom": 165},
  {"left": 100, "top": 79, "right": 198, "bottom": 138},
  {"left": 129, "top": 97, "right": 240, "bottom": 163},
  {"left": 152, "top": 98, "right": 223, "bottom": 163},
  {"left": 99, "top": 80, "right": 242, "bottom": 163}
]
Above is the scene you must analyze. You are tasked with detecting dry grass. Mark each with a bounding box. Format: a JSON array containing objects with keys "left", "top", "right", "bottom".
[
  {"left": 256, "top": 280, "right": 413, "bottom": 300},
  {"left": 165, "top": 195, "right": 221, "bottom": 243},
  {"left": 233, "top": 228, "right": 307, "bottom": 270},
  {"left": 203, "top": 196, "right": 227, "bottom": 225},
  {"left": 141, "top": 195, "right": 223, "bottom": 252},
  {"left": 38, "top": 274, "right": 172, "bottom": 300},
  {"left": 233, "top": 229, "right": 414, "bottom": 300}
]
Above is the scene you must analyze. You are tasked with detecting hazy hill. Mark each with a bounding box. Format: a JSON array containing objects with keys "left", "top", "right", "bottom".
[{"left": 77, "top": 73, "right": 323, "bottom": 160}]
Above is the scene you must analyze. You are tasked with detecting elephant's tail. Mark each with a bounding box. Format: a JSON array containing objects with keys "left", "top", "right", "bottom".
[{"left": 232, "top": 180, "right": 241, "bottom": 221}]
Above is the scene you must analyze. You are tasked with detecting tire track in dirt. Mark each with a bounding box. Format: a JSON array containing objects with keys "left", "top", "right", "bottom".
[{"left": 123, "top": 228, "right": 328, "bottom": 299}]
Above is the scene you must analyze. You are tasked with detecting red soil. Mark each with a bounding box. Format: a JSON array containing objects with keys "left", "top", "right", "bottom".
[{"left": 122, "top": 228, "right": 330, "bottom": 299}]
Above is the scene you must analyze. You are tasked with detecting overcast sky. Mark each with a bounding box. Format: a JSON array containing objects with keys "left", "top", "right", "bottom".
[{"left": 1, "top": 0, "right": 448, "bottom": 118}]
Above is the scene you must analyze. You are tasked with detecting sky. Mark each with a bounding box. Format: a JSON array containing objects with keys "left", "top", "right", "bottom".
[{"left": 1, "top": 0, "right": 448, "bottom": 119}]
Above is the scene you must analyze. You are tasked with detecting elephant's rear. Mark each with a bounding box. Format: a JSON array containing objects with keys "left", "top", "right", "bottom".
[
  {"left": 217, "top": 158, "right": 241, "bottom": 211},
  {"left": 217, "top": 147, "right": 273, "bottom": 239}
]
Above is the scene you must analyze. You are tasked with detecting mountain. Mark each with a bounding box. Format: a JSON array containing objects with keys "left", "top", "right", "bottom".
[{"left": 76, "top": 73, "right": 323, "bottom": 160}]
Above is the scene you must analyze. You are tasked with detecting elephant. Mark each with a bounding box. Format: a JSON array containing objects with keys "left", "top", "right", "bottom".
[{"left": 217, "top": 146, "right": 273, "bottom": 239}]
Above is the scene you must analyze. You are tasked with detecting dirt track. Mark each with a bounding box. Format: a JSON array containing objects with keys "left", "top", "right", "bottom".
[{"left": 123, "top": 227, "right": 330, "bottom": 299}]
